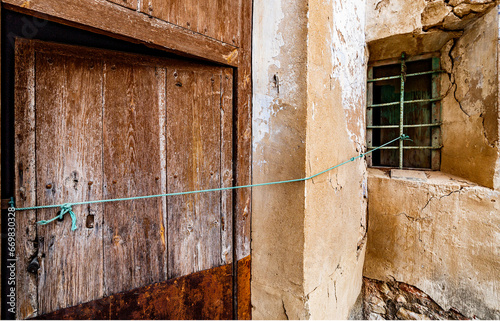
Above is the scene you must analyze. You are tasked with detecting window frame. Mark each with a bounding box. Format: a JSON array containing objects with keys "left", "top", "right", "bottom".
[{"left": 366, "top": 52, "right": 443, "bottom": 170}]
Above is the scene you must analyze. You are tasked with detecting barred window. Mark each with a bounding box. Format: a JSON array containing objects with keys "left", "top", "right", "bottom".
[{"left": 367, "top": 53, "right": 443, "bottom": 170}]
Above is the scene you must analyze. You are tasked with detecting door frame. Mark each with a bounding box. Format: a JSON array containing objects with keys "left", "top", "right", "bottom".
[{"left": 1, "top": 5, "right": 252, "bottom": 319}]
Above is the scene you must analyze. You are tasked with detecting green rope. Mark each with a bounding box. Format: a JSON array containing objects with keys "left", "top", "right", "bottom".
[
  {"left": 37, "top": 204, "right": 77, "bottom": 231},
  {"left": 16, "top": 134, "right": 410, "bottom": 230}
]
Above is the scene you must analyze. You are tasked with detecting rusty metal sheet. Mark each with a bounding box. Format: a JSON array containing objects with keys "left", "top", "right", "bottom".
[
  {"left": 32, "top": 297, "right": 111, "bottom": 320},
  {"left": 34, "top": 263, "right": 233, "bottom": 320},
  {"left": 110, "top": 263, "right": 232, "bottom": 320},
  {"left": 237, "top": 255, "right": 251, "bottom": 320}
]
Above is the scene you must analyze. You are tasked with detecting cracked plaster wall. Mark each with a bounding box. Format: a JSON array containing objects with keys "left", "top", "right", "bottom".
[
  {"left": 252, "top": 0, "right": 367, "bottom": 319},
  {"left": 440, "top": 8, "right": 500, "bottom": 189},
  {"left": 252, "top": 0, "right": 308, "bottom": 318},
  {"left": 366, "top": 0, "right": 498, "bottom": 61},
  {"left": 364, "top": 169, "right": 500, "bottom": 319},
  {"left": 304, "top": 0, "right": 367, "bottom": 319},
  {"left": 364, "top": 2, "right": 500, "bottom": 319}
]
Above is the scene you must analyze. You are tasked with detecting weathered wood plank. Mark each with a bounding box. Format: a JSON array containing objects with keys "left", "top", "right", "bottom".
[
  {"left": 3, "top": 0, "right": 239, "bottom": 66},
  {"left": 106, "top": 0, "right": 137, "bottom": 10},
  {"left": 139, "top": 0, "right": 240, "bottom": 47},
  {"left": 166, "top": 68, "right": 195, "bottom": 279},
  {"left": 166, "top": 68, "right": 222, "bottom": 278},
  {"left": 35, "top": 51, "right": 105, "bottom": 315},
  {"left": 157, "top": 66, "right": 168, "bottom": 278},
  {"left": 235, "top": 0, "right": 252, "bottom": 262},
  {"left": 102, "top": 61, "right": 167, "bottom": 295},
  {"left": 27, "top": 39, "right": 229, "bottom": 73},
  {"left": 220, "top": 69, "right": 233, "bottom": 265},
  {"left": 195, "top": 70, "right": 222, "bottom": 272},
  {"left": 236, "top": 1, "right": 252, "bottom": 317},
  {"left": 14, "top": 40, "right": 38, "bottom": 320}
]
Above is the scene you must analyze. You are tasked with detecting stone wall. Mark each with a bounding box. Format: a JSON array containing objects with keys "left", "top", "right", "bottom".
[
  {"left": 363, "top": 277, "right": 469, "bottom": 320},
  {"left": 252, "top": 0, "right": 367, "bottom": 319},
  {"left": 366, "top": 0, "right": 498, "bottom": 42},
  {"left": 366, "top": 0, "right": 498, "bottom": 62}
]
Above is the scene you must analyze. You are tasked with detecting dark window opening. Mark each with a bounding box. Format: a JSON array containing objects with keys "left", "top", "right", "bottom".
[{"left": 367, "top": 54, "right": 442, "bottom": 170}]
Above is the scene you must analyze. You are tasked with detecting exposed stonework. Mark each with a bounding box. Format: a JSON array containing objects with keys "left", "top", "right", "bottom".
[
  {"left": 363, "top": 277, "right": 469, "bottom": 320},
  {"left": 366, "top": 0, "right": 499, "bottom": 61},
  {"left": 422, "top": 0, "right": 497, "bottom": 31}
]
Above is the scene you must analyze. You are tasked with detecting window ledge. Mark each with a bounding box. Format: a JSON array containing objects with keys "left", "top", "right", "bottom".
[{"left": 367, "top": 167, "right": 478, "bottom": 188}]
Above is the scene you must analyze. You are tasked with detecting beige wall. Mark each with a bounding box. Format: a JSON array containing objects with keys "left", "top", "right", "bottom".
[
  {"left": 365, "top": 169, "right": 500, "bottom": 319},
  {"left": 440, "top": 8, "right": 499, "bottom": 189},
  {"left": 252, "top": 0, "right": 308, "bottom": 318},
  {"left": 252, "top": 0, "right": 367, "bottom": 319},
  {"left": 304, "top": 0, "right": 367, "bottom": 318},
  {"left": 364, "top": 4, "right": 500, "bottom": 319}
]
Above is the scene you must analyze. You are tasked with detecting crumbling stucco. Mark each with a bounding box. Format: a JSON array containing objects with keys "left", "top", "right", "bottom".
[
  {"left": 366, "top": 0, "right": 427, "bottom": 43},
  {"left": 304, "top": 0, "right": 367, "bottom": 319},
  {"left": 252, "top": 0, "right": 367, "bottom": 319},
  {"left": 367, "top": 0, "right": 498, "bottom": 42},
  {"left": 252, "top": 0, "right": 308, "bottom": 318},
  {"left": 440, "top": 8, "right": 500, "bottom": 189},
  {"left": 364, "top": 4, "right": 500, "bottom": 320},
  {"left": 366, "top": 0, "right": 498, "bottom": 61},
  {"left": 364, "top": 169, "right": 500, "bottom": 319}
]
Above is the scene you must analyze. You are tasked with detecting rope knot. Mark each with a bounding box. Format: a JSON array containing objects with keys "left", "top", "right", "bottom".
[
  {"left": 401, "top": 134, "right": 412, "bottom": 141},
  {"left": 37, "top": 203, "right": 78, "bottom": 231}
]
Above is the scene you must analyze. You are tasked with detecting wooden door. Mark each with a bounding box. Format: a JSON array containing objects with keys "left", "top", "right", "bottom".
[{"left": 14, "top": 39, "right": 234, "bottom": 319}]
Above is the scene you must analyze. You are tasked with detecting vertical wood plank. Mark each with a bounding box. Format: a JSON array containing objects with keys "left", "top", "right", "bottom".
[
  {"left": 236, "top": 0, "right": 252, "bottom": 318},
  {"left": 235, "top": 0, "right": 252, "bottom": 262},
  {"left": 166, "top": 69, "right": 194, "bottom": 279},
  {"left": 195, "top": 70, "right": 222, "bottom": 272},
  {"left": 102, "top": 61, "right": 166, "bottom": 295},
  {"left": 166, "top": 68, "right": 222, "bottom": 278},
  {"left": 35, "top": 52, "right": 104, "bottom": 315},
  {"left": 14, "top": 40, "right": 38, "bottom": 320},
  {"left": 220, "top": 69, "right": 233, "bottom": 265},
  {"left": 157, "top": 67, "right": 168, "bottom": 277}
]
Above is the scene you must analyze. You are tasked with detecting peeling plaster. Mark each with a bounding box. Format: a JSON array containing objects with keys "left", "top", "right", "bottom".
[{"left": 331, "top": 1, "right": 367, "bottom": 148}]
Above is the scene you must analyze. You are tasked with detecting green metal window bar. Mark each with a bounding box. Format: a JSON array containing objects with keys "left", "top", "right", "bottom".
[{"left": 367, "top": 52, "right": 443, "bottom": 169}]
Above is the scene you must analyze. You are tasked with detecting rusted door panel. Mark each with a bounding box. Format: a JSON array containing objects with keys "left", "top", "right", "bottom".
[
  {"left": 33, "top": 263, "right": 233, "bottom": 320},
  {"left": 14, "top": 40, "right": 239, "bottom": 319}
]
